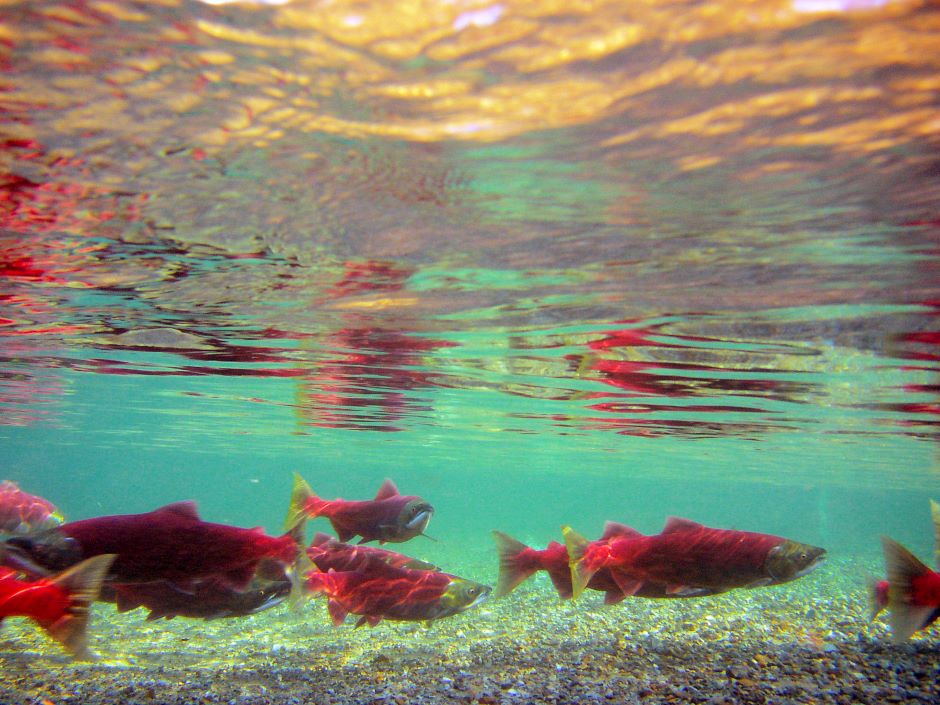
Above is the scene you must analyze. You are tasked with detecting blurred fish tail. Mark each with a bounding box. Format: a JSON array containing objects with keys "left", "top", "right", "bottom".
[
  {"left": 45, "top": 554, "right": 115, "bottom": 660},
  {"left": 285, "top": 472, "right": 317, "bottom": 531},
  {"left": 289, "top": 553, "right": 316, "bottom": 611},
  {"left": 562, "top": 526, "right": 594, "bottom": 600},
  {"left": 881, "top": 536, "right": 936, "bottom": 644},
  {"left": 492, "top": 531, "right": 538, "bottom": 598}
]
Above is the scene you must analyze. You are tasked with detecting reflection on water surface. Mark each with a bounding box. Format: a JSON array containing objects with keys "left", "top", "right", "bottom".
[{"left": 0, "top": 0, "right": 938, "bottom": 474}]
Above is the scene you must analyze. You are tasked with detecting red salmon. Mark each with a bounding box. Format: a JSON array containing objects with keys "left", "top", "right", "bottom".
[
  {"left": 307, "top": 532, "right": 438, "bottom": 573},
  {"left": 495, "top": 525, "right": 717, "bottom": 603},
  {"left": 286, "top": 473, "right": 433, "bottom": 544},
  {"left": 565, "top": 517, "right": 825, "bottom": 598},
  {"left": 0, "top": 480, "right": 63, "bottom": 535},
  {"left": 303, "top": 556, "right": 490, "bottom": 627},
  {"left": 4, "top": 501, "right": 303, "bottom": 590},
  {"left": 881, "top": 535, "right": 940, "bottom": 643},
  {"left": 0, "top": 553, "right": 114, "bottom": 659}
]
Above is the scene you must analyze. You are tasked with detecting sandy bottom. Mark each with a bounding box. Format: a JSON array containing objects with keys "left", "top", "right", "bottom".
[{"left": 1, "top": 557, "right": 937, "bottom": 705}]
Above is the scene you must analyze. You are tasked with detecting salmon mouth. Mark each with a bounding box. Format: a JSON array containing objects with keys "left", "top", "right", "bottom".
[
  {"left": 795, "top": 552, "right": 827, "bottom": 578},
  {"left": 405, "top": 508, "right": 433, "bottom": 531},
  {"left": 457, "top": 584, "right": 493, "bottom": 612},
  {"left": 469, "top": 585, "right": 492, "bottom": 608}
]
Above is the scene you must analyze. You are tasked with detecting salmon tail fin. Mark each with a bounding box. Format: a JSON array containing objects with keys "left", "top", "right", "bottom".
[
  {"left": 283, "top": 514, "right": 307, "bottom": 601},
  {"left": 45, "top": 554, "right": 116, "bottom": 660},
  {"left": 285, "top": 472, "right": 317, "bottom": 531},
  {"left": 881, "top": 536, "right": 936, "bottom": 643},
  {"left": 288, "top": 552, "right": 316, "bottom": 612},
  {"left": 866, "top": 574, "right": 888, "bottom": 623},
  {"left": 930, "top": 499, "right": 939, "bottom": 568},
  {"left": 492, "top": 531, "right": 537, "bottom": 598},
  {"left": 562, "top": 526, "right": 594, "bottom": 600}
]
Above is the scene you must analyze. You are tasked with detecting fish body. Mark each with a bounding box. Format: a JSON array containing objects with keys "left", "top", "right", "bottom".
[
  {"left": 307, "top": 532, "right": 439, "bottom": 573},
  {"left": 0, "top": 480, "right": 63, "bottom": 535},
  {"left": 493, "top": 526, "right": 633, "bottom": 603},
  {"left": 881, "top": 536, "right": 940, "bottom": 642},
  {"left": 565, "top": 517, "right": 825, "bottom": 598},
  {"left": 493, "top": 532, "right": 574, "bottom": 598},
  {"left": 4, "top": 501, "right": 301, "bottom": 589},
  {"left": 287, "top": 473, "right": 433, "bottom": 544},
  {"left": 103, "top": 573, "right": 291, "bottom": 621},
  {"left": 304, "top": 557, "right": 490, "bottom": 627},
  {"left": 0, "top": 554, "right": 114, "bottom": 659}
]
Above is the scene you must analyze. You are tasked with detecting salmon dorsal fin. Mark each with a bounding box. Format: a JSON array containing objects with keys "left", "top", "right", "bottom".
[
  {"left": 662, "top": 517, "right": 703, "bottom": 534},
  {"left": 601, "top": 521, "right": 643, "bottom": 540},
  {"left": 374, "top": 479, "right": 400, "bottom": 501},
  {"left": 155, "top": 501, "right": 201, "bottom": 520}
]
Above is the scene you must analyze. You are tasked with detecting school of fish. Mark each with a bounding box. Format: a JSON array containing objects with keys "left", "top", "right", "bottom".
[{"left": 0, "top": 477, "right": 935, "bottom": 659}]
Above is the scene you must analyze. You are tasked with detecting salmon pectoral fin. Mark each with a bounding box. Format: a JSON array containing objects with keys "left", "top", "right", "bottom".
[
  {"left": 354, "top": 614, "right": 382, "bottom": 628},
  {"left": 492, "top": 531, "right": 538, "bottom": 598},
  {"left": 327, "top": 600, "right": 348, "bottom": 627},
  {"left": 145, "top": 609, "right": 173, "bottom": 621},
  {"left": 610, "top": 571, "right": 644, "bottom": 597},
  {"left": 335, "top": 523, "right": 358, "bottom": 543},
  {"left": 604, "top": 590, "right": 627, "bottom": 605},
  {"left": 114, "top": 586, "right": 141, "bottom": 614},
  {"left": 46, "top": 554, "right": 116, "bottom": 660}
]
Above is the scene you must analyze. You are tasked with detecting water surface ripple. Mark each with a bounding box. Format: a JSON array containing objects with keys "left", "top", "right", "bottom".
[{"left": 1, "top": 0, "right": 938, "bottom": 457}]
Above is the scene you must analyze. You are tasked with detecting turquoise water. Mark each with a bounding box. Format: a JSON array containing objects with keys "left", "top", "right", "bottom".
[
  {"left": 3, "top": 306, "right": 938, "bottom": 555},
  {"left": 1, "top": 0, "right": 940, "bottom": 659}
]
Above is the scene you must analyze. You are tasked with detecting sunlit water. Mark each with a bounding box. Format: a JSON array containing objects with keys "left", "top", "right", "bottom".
[{"left": 1, "top": 0, "right": 939, "bottom": 601}]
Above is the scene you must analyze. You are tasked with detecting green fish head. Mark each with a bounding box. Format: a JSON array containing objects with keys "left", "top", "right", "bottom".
[
  {"left": 397, "top": 499, "right": 434, "bottom": 536},
  {"left": 765, "top": 540, "right": 827, "bottom": 584},
  {"left": 439, "top": 578, "right": 492, "bottom": 616}
]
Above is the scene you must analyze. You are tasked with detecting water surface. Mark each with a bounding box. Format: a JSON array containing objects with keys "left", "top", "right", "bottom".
[{"left": 1, "top": 0, "right": 939, "bottom": 563}]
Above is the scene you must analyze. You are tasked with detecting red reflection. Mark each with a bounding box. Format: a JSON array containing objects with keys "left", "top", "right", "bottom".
[
  {"left": 567, "top": 321, "right": 810, "bottom": 437},
  {"left": 297, "top": 260, "right": 454, "bottom": 432},
  {"left": 0, "top": 135, "right": 145, "bottom": 239},
  {"left": 885, "top": 299, "right": 940, "bottom": 433}
]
